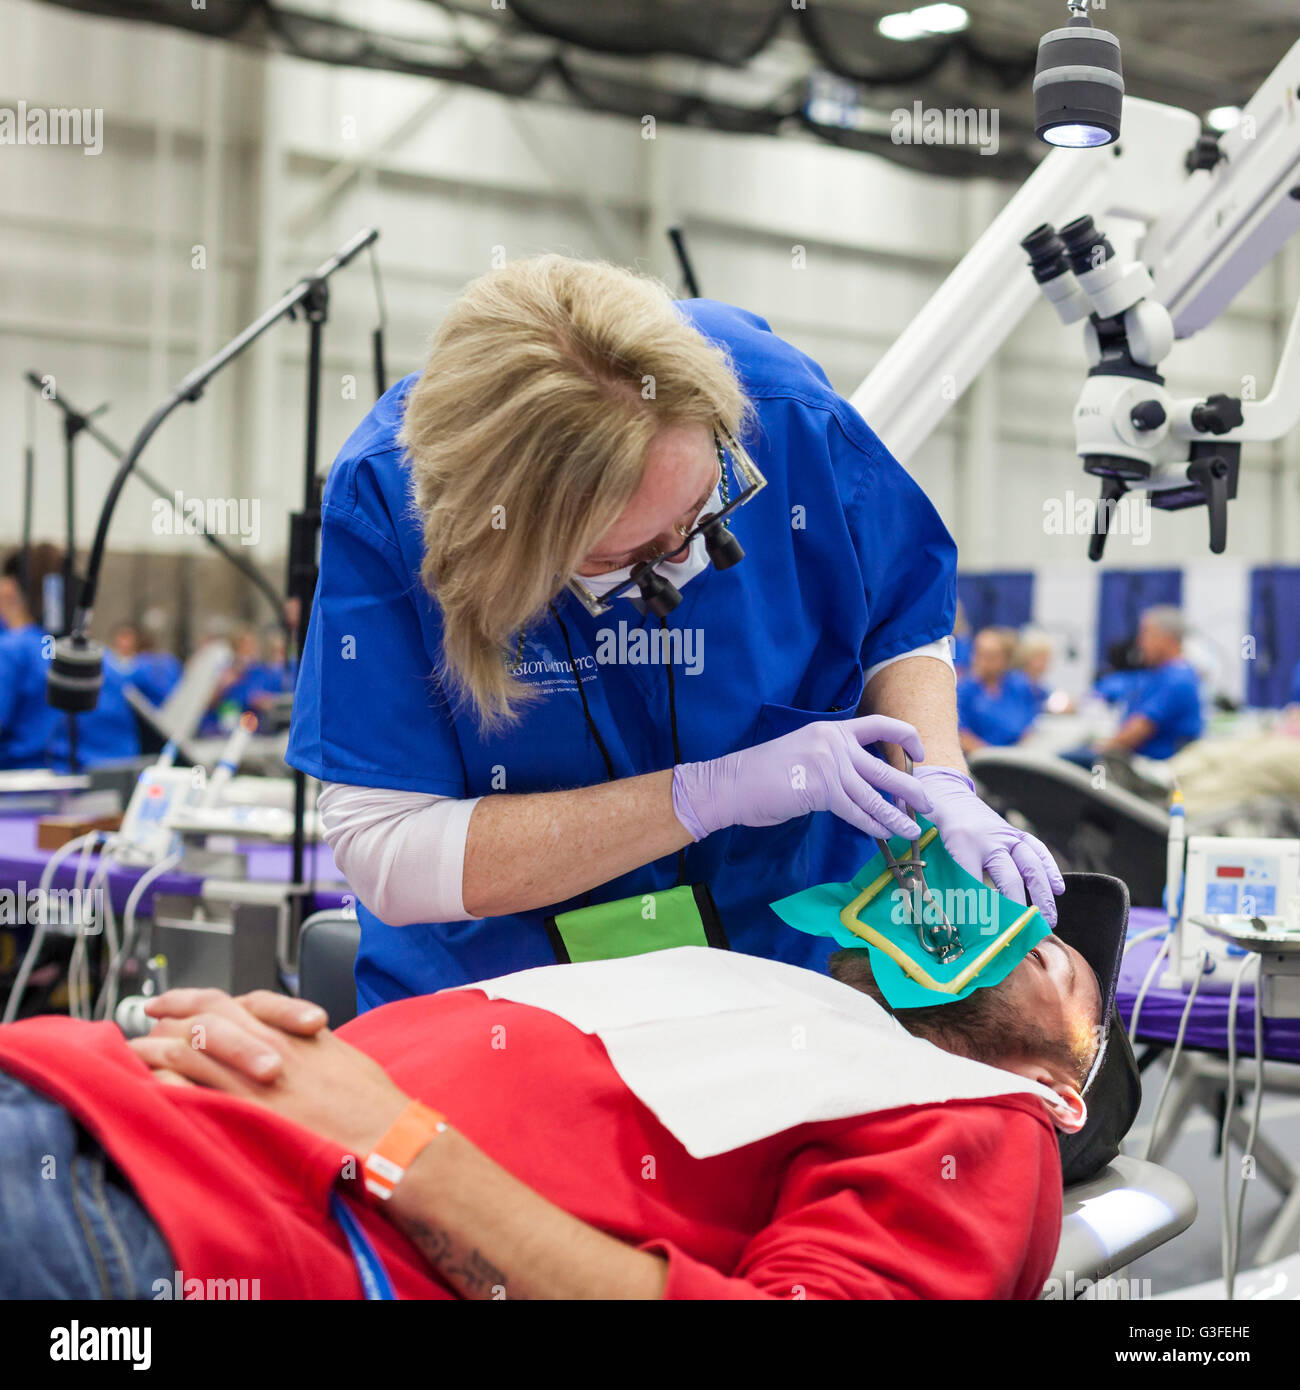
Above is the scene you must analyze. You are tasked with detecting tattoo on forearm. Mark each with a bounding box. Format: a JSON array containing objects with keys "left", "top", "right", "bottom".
[
  {"left": 449, "top": 1247, "right": 507, "bottom": 1294},
  {"left": 405, "top": 1219, "right": 452, "bottom": 1266},
  {"left": 400, "top": 1218, "right": 525, "bottom": 1299}
]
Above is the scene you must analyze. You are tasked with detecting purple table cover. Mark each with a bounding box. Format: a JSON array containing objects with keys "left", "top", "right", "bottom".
[{"left": 1118, "top": 906, "right": 1300, "bottom": 1063}]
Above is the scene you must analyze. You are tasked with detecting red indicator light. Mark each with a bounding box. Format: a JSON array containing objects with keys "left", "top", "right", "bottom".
[{"left": 1215, "top": 865, "right": 1245, "bottom": 878}]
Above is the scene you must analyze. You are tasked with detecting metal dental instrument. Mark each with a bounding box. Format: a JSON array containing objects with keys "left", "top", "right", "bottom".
[{"left": 872, "top": 753, "right": 964, "bottom": 964}]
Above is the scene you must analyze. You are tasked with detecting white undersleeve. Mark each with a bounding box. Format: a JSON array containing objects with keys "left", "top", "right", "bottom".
[
  {"left": 316, "top": 782, "right": 480, "bottom": 925},
  {"left": 864, "top": 637, "right": 955, "bottom": 686}
]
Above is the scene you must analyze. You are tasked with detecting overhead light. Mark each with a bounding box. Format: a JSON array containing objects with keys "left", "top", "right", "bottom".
[
  {"left": 878, "top": 4, "right": 969, "bottom": 42},
  {"left": 1033, "top": 1, "right": 1123, "bottom": 149},
  {"left": 1206, "top": 105, "right": 1242, "bottom": 132}
]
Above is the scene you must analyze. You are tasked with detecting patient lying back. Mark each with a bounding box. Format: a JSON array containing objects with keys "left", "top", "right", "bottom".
[{"left": 0, "top": 940, "right": 1098, "bottom": 1300}]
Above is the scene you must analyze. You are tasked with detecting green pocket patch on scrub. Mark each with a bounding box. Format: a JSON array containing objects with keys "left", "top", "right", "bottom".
[
  {"left": 544, "top": 883, "right": 729, "bottom": 964},
  {"left": 770, "top": 817, "right": 1049, "bottom": 1009}
]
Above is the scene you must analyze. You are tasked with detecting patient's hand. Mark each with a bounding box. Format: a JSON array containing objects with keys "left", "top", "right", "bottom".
[{"left": 129, "top": 988, "right": 409, "bottom": 1157}]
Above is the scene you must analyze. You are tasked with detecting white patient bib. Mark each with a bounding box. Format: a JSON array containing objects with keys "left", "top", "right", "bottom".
[{"left": 458, "top": 947, "right": 1056, "bottom": 1158}]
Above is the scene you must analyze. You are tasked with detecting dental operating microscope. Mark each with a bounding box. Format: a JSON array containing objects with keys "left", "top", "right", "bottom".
[
  {"left": 1019, "top": 214, "right": 1243, "bottom": 559},
  {"left": 853, "top": 37, "right": 1300, "bottom": 559}
]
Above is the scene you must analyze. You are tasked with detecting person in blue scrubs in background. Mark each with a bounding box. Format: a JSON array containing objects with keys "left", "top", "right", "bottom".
[
  {"left": 288, "top": 256, "right": 1063, "bottom": 1009},
  {"left": 203, "top": 624, "right": 294, "bottom": 731},
  {"left": 1011, "top": 630, "right": 1053, "bottom": 710},
  {"left": 957, "top": 627, "right": 1039, "bottom": 753},
  {"left": 1070, "top": 606, "right": 1203, "bottom": 765},
  {"left": 0, "top": 546, "right": 59, "bottom": 770},
  {"left": 245, "top": 626, "right": 296, "bottom": 714},
  {"left": 1102, "top": 606, "right": 1202, "bottom": 759},
  {"left": 113, "top": 620, "right": 184, "bottom": 708},
  {"left": 0, "top": 546, "right": 141, "bottom": 772},
  {"left": 201, "top": 626, "right": 263, "bottom": 735}
]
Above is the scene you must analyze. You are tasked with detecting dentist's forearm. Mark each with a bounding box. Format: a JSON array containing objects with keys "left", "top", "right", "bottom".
[
  {"left": 864, "top": 654, "right": 967, "bottom": 773},
  {"left": 461, "top": 771, "right": 691, "bottom": 918}
]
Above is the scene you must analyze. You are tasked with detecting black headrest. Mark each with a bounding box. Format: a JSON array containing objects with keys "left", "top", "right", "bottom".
[{"left": 1051, "top": 873, "right": 1142, "bottom": 1184}]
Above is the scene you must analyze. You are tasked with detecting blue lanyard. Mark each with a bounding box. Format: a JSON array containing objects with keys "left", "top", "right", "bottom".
[{"left": 330, "top": 1192, "right": 398, "bottom": 1301}]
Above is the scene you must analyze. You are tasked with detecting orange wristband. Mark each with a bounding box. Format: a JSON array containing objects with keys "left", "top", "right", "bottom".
[{"left": 363, "top": 1100, "right": 448, "bottom": 1202}]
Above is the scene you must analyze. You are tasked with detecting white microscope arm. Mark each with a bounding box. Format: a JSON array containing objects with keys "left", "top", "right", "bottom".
[{"left": 853, "top": 38, "right": 1300, "bottom": 468}]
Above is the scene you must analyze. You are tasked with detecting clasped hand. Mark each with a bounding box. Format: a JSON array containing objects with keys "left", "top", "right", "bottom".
[{"left": 129, "top": 988, "right": 409, "bottom": 1158}]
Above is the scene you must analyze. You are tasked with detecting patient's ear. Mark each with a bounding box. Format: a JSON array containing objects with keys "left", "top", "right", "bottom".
[
  {"left": 1007, "top": 1059, "right": 1089, "bottom": 1133},
  {"left": 1041, "top": 1082, "right": 1087, "bottom": 1135}
]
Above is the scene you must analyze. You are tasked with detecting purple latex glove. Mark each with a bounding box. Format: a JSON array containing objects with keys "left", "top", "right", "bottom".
[
  {"left": 913, "top": 765, "right": 1066, "bottom": 926},
  {"left": 672, "top": 715, "right": 933, "bottom": 843}
]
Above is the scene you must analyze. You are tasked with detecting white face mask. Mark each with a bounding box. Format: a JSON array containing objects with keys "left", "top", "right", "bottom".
[{"left": 576, "top": 489, "right": 720, "bottom": 609}]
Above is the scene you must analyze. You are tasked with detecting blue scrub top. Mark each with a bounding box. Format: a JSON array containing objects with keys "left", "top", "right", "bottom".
[
  {"left": 0, "top": 624, "right": 57, "bottom": 769},
  {"left": 128, "top": 650, "right": 183, "bottom": 707},
  {"left": 245, "top": 661, "right": 294, "bottom": 702},
  {"left": 1118, "top": 659, "right": 1202, "bottom": 759},
  {"left": 1290, "top": 658, "right": 1300, "bottom": 705},
  {"left": 1017, "top": 673, "right": 1048, "bottom": 710},
  {"left": 287, "top": 299, "right": 958, "bottom": 1009},
  {"left": 956, "top": 671, "right": 1038, "bottom": 747},
  {"left": 1096, "top": 669, "right": 1139, "bottom": 705},
  {"left": 202, "top": 661, "right": 293, "bottom": 735}
]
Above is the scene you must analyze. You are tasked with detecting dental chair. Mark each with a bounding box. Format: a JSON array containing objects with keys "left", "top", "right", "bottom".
[
  {"left": 968, "top": 748, "right": 1170, "bottom": 908},
  {"left": 1047, "top": 1155, "right": 1195, "bottom": 1297},
  {"left": 296, "top": 907, "right": 1197, "bottom": 1299},
  {"left": 297, "top": 911, "right": 366, "bottom": 1029}
]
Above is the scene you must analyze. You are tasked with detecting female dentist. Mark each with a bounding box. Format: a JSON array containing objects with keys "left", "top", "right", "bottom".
[{"left": 288, "top": 256, "right": 1063, "bottom": 1009}]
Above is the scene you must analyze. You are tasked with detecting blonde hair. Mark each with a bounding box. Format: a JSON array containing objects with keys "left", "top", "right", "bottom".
[
  {"left": 400, "top": 255, "right": 751, "bottom": 729},
  {"left": 977, "top": 626, "right": 1019, "bottom": 661},
  {"left": 1014, "top": 628, "right": 1054, "bottom": 667}
]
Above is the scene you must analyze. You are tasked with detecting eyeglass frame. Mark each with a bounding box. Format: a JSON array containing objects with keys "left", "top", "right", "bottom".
[{"left": 566, "top": 428, "right": 767, "bottom": 618}]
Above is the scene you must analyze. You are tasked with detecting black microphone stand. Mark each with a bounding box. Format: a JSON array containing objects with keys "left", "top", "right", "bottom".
[
  {"left": 57, "top": 388, "right": 108, "bottom": 771},
  {"left": 667, "top": 225, "right": 703, "bottom": 299},
  {"left": 19, "top": 386, "right": 35, "bottom": 604},
  {"left": 17, "top": 378, "right": 84, "bottom": 770},
  {"left": 286, "top": 274, "right": 329, "bottom": 923},
  {"left": 55, "top": 225, "right": 381, "bottom": 934}
]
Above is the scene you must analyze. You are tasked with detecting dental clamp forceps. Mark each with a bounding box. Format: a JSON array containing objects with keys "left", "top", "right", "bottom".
[{"left": 872, "top": 753, "right": 964, "bottom": 965}]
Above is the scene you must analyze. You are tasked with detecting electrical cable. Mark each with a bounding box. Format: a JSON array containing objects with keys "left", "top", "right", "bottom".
[
  {"left": 1220, "top": 951, "right": 1259, "bottom": 1299},
  {"left": 1142, "top": 949, "right": 1207, "bottom": 1162},
  {"left": 1122, "top": 925, "right": 1166, "bottom": 958},
  {"left": 71, "top": 841, "right": 120, "bottom": 1021},
  {"left": 99, "top": 851, "right": 183, "bottom": 1021},
  {"left": 66, "top": 832, "right": 108, "bottom": 1020},
  {"left": 1231, "top": 968, "right": 1267, "bottom": 1296},
  {"left": 1128, "top": 933, "right": 1170, "bottom": 1044},
  {"left": 3, "top": 830, "right": 103, "bottom": 1023}
]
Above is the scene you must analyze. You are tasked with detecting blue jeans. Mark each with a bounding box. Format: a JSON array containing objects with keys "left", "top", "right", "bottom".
[{"left": 0, "top": 1070, "right": 175, "bottom": 1298}]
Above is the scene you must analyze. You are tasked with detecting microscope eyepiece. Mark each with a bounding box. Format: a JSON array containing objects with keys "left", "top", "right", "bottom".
[
  {"left": 1060, "top": 215, "right": 1115, "bottom": 277},
  {"left": 1020, "top": 224, "right": 1072, "bottom": 283}
]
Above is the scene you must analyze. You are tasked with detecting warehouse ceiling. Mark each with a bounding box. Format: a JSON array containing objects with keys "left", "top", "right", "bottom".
[{"left": 40, "top": 0, "right": 1300, "bottom": 178}]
